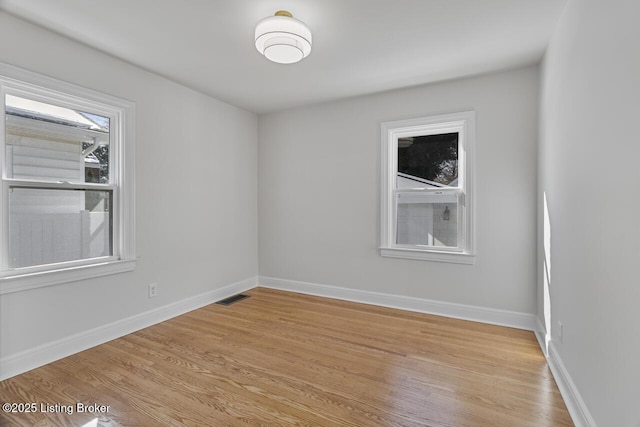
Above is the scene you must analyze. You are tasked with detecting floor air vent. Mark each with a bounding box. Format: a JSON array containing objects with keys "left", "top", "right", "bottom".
[{"left": 216, "top": 294, "right": 250, "bottom": 306}]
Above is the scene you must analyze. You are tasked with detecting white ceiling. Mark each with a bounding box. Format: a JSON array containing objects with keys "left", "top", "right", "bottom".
[{"left": 0, "top": 0, "right": 566, "bottom": 114}]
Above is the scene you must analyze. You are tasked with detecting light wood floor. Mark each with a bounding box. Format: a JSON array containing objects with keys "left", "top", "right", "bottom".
[{"left": 0, "top": 288, "right": 573, "bottom": 426}]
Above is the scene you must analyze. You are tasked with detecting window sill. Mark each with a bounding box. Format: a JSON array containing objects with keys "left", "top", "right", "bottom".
[
  {"left": 0, "top": 259, "right": 136, "bottom": 295},
  {"left": 380, "top": 247, "right": 476, "bottom": 264}
]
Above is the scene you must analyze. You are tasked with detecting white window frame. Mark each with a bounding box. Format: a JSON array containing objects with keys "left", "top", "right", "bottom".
[
  {"left": 0, "top": 62, "right": 136, "bottom": 294},
  {"left": 380, "top": 111, "right": 475, "bottom": 264}
]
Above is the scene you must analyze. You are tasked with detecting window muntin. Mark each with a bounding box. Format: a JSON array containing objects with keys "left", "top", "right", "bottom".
[
  {"left": 0, "top": 65, "right": 135, "bottom": 291},
  {"left": 380, "top": 112, "right": 475, "bottom": 263}
]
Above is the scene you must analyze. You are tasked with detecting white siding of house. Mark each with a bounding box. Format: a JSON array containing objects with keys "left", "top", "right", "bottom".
[{"left": 6, "top": 133, "right": 83, "bottom": 182}]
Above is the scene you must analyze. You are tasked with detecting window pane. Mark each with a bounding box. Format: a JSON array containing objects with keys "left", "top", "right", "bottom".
[
  {"left": 8, "top": 187, "right": 112, "bottom": 268},
  {"left": 5, "top": 94, "right": 110, "bottom": 183},
  {"left": 396, "top": 192, "right": 458, "bottom": 248},
  {"left": 397, "top": 133, "right": 458, "bottom": 188}
]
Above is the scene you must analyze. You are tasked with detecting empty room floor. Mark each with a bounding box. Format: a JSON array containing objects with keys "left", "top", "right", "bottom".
[{"left": 0, "top": 288, "right": 573, "bottom": 426}]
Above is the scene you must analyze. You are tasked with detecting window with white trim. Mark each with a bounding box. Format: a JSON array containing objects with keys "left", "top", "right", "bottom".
[
  {"left": 380, "top": 111, "right": 475, "bottom": 264},
  {"left": 0, "top": 64, "right": 135, "bottom": 293}
]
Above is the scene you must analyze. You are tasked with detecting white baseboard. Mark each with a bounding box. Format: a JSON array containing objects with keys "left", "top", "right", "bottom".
[
  {"left": 532, "top": 318, "right": 596, "bottom": 427},
  {"left": 545, "top": 342, "right": 598, "bottom": 427},
  {"left": 258, "top": 276, "right": 538, "bottom": 331},
  {"left": 534, "top": 317, "right": 548, "bottom": 357},
  {"left": 0, "top": 276, "right": 257, "bottom": 381}
]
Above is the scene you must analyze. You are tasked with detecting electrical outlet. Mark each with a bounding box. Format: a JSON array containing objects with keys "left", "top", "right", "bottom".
[
  {"left": 558, "top": 322, "right": 564, "bottom": 343},
  {"left": 148, "top": 283, "right": 158, "bottom": 298}
]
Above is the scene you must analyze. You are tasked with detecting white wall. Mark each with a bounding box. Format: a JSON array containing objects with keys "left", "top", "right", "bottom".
[
  {"left": 0, "top": 13, "right": 258, "bottom": 365},
  {"left": 538, "top": 0, "right": 640, "bottom": 425},
  {"left": 259, "top": 66, "right": 539, "bottom": 314}
]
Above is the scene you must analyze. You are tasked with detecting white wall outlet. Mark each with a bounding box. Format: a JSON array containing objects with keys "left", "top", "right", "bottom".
[
  {"left": 148, "top": 283, "right": 158, "bottom": 298},
  {"left": 558, "top": 321, "right": 564, "bottom": 343}
]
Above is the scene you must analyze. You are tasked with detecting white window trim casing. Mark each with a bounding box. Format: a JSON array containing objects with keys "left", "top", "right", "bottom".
[
  {"left": 380, "top": 111, "right": 475, "bottom": 264},
  {"left": 0, "top": 62, "right": 136, "bottom": 294}
]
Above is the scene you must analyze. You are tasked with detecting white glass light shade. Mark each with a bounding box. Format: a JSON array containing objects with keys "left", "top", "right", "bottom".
[{"left": 255, "top": 12, "right": 312, "bottom": 64}]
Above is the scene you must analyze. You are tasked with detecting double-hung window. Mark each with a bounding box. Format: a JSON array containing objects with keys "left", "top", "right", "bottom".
[
  {"left": 380, "top": 111, "right": 475, "bottom": 264},
  {"left": 0, "top": 64, "right": 135, "bottom": 293}
]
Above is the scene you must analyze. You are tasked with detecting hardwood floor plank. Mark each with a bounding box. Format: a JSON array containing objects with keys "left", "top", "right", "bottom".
[{"left": 0, "top": 288, "right": 573, "bottom": 426}]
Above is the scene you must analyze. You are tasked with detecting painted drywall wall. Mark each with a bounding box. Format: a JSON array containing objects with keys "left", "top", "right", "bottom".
[
  {"left": 538, "top": 0, "right": 640, "bottom": 425},
  {"left": 0, "top": 13, "right": 258, "bottom": 362},
  {"left": 259, "top": 66, "right": 539, "bottom": 314}
]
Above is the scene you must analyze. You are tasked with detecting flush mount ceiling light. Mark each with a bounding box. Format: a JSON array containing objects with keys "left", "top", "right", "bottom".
[{"left": 255, "top": 10, "right": 312, "bottom": 64}]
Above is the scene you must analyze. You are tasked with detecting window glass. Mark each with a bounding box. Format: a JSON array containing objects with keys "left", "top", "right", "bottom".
[
  {"left": 5, "top": 94, "right": 110, "bottom": 184},
  {"left": 397, "top": 133, "right": 458, "bottom": 188},
  {"left": 8, "top": 188, "right": 112, "bottom": 268},
  {"left": 396, "top": 192, "right": 458, "bottom": 248}
]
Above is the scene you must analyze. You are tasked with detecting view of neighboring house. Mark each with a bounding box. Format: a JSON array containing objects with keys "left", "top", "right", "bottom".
[{"left": 5, "top": 95, "right": 111, "bottom": 268}]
